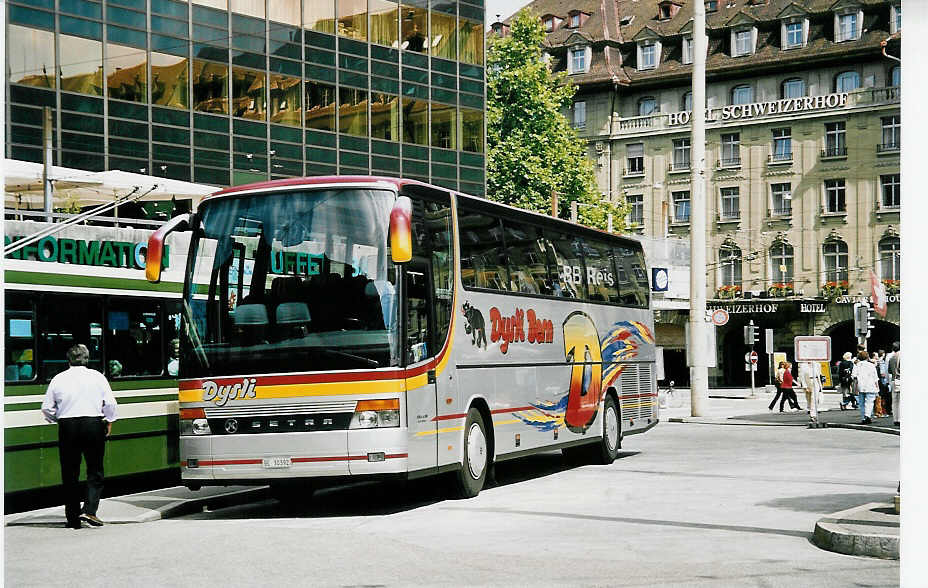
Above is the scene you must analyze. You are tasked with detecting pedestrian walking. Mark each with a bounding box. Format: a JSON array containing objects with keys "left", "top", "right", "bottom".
[
  {"left": 837, "top": 352, "right": 858, "bottom": 410},
  {"left": 769, "top": 360, "right": 800, "bottom": 412},
  {"left": 888, "top": 342, "right": 900, "bottom": 426},
  {"left": 852, "top": 350, "right": 879, "bottom": 425},
  {"left": 783, "top": 361, "right": 801, "bottom": 410},
  {"left": 798, "top": 361, "right": 822, "bottom": 423},
  {"left": 41, "top": 344, "right": 118, "bottom": 529},
  {"left": 876, "top": 349, "right": 892, "bottom": 419}
]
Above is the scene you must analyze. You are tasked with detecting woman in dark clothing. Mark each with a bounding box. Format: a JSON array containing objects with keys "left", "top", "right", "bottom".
[{"left": 781, "top": 361, "right": 801, "bottom": 411}]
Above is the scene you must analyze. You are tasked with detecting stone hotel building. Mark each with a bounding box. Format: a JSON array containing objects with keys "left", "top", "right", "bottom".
[{"left": 494, "top": 0, "right": 900, "bottom": 386}]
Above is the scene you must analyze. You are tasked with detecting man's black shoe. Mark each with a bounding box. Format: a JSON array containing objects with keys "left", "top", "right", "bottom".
[
  {"left": 860, "top": 417, "right": 872, "bottom": 425},
  {"left": 80, "top": 513, "right": 104, "bottom": 527}
]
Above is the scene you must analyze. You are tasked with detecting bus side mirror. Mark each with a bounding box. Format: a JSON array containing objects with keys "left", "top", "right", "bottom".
[
  {"left": 390, "top": 196, "right": 412, "bottom": 264},
  {"left": 146, "top": 213, "right": 191, "bottom": 283}
]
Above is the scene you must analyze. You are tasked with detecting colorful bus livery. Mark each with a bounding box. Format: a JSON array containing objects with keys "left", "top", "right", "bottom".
[{"left": 150, "top": 176, "right": 658, "bottom": 498}]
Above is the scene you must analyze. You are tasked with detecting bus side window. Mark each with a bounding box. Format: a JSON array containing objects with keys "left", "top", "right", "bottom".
[
  {"left": 578, "top": 237, "right": 619, "bottom": 303},
  {"left": 503, "top": 220, "right": 546, "bottom": 295},
  {"left": 105, "top": 300, "right": 165, "bottom": 378},
  {"left": 457, "top": 205, "right": 509, "bottom": 292},
  {"left": 614, "top": 245, "right": 649, "bottom": 307},
  {"left": 5, "top": 294, "right": 36, "bottom": 382},
  {"left": 39, "top": 295, "right": 104, "bottom": 381},
  {"left": 423, "top": 197, "right": 453, "bottom": 351},
  {"left": 544, "top": 231, "right": 587, "bottom": 299}
]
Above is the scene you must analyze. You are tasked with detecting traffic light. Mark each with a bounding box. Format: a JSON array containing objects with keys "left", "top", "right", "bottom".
[
  {"left": 853, "top": 302, "right": 869, "bottom": 338},
  {"left": 752, "top": 327, "right": 759, "bottom": 345},
  {"left": 866, "top": 305, "right": 874, "bottom": 339},
  {"left": 744, "top": 324, "right": 754, "bottom": 345}
]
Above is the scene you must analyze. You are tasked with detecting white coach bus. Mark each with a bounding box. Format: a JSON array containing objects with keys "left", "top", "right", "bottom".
[{"left": 147, "top": 176, "right": 658, "bottom": 499}]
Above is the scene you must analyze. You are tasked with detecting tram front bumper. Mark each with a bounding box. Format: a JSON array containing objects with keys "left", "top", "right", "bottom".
[{"left": 181, "top": 428, "right": 409, "bottom": 481}]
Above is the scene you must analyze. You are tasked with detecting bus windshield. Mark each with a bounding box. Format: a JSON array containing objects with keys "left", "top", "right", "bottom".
[{"left": 181, "top": 188, "right": 399, "bottom": 378}]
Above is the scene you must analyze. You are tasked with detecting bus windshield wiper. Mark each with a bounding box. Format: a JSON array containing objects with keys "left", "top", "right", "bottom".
[{"left": 320, "top": 349, "right": 380, "bottom": 368}]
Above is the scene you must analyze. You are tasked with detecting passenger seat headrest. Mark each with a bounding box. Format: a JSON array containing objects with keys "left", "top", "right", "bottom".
[
  {"left": 234, "top": 304, "right": 269, "bottom": 326},
  {"left": 276, "top": 302, "right": 311, "bottom": 325}
]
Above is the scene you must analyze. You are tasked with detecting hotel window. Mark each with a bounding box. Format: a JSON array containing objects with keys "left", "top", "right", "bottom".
[
  {"left": 107, "top": 44, "right": 147, "bottom": 103},
  {"left": 672, "top": 191, "right": 690, "bottom": 222},
  {"left": 836, "top": 11, "right": 860, "bottom": 42},
  {"left": 573, "top": 101, "right": 586, "bottom": 129},
  {"left": 638, "top": 97, "right": 657, "bottom": 116},
  {"left": 781, "top": 78, "right": 805, "bottom": 99},
  {"left": 720, "top": 187, "right": 740, "bottom": 220},
  {"left": 823, "top": 240, "right": 849, "bottom": 283},
  {"left": 706, "top": 1, "right": 718, "bottom": 12},
  {"left": 719, "top": 246, "right": 742, "bottom": 287},
  {"left": 890, "top": 66, "right": 900, "bottom": 87},
  {"left": 569, "top": 46, "right": 589, "bottom": 74},
  {"left": 732, "top": 28, "right": 755, "bottom": 57},
  {"left": 672, "top": 138, "right": 690, "bottom": 170},
  {"left": 772, "top": 128, "right": 791, "bottom": 161},
  {"left": 569, "top": 12, "right": 581, "bottom": 28},
  {"left": 835, "top": 71, "right": 860, "bottom": 93},
  {"left": 881, "top": 115, "right": 900, "bottom": 150},
  {"left": 879, "top": 237, "right": 900, "bottom": 281},
  {"left": 782, "top": 19, "right": 805, "bottom": 49},
  {"left": 721, "top": 133, "right": 740, "bottom": 167},
  {"left": 626, "top": 143, "right": 644, "bottom": 175},
  {"left": 824, "top": 179, "right": 846, "bottom": 213},
  {"left": 824, "top": 121, "right": 846, "bottom": 157},
  {"left": 544, "top": 17, "right": 554, "bottom": 32},
  {"left": 682, "top": 91, "right": 692, "bottom": 111},
  {"left": 881, "top": 174, "right": 900, "bottom": 208},
  {"left": 770, "top": 242, "right": 794, "bottom": 284},
  {"left": 626, "top": 194, "right": 644, "bottom": 226},
  {"left": 638, "top": 41, "right": 659, "bottom": 71},
  {"left": 891, "top": 4, "right": 901, "bottom": 34},
  {"left": 682, "top": 36, "right": 694, "bottom": 65},
  {"left": 731, "top": 85, "right": 753, "bottom": 105},
  {"left": 771, "top": 183, "right": 792, "bottom": 215},
  {"left": 8, "top": 25, "right": 56, "bottom": 89}
]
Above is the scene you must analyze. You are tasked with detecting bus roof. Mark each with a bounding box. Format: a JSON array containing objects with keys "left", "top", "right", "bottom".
[{"left": 204, "top": 176, "right": 642, "bottom": 248}]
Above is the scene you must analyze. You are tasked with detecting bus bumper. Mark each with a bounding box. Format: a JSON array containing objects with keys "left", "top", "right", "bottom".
[{"left": 181, "top": 428, "right": 409, "bottom": 481}]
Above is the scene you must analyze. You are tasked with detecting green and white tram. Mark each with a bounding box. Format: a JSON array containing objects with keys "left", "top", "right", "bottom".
[{"left": 4, "top": 218, "right": 187, "bottom": 509}]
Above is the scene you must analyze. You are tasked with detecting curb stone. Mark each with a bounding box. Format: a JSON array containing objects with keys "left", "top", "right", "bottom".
[{"left": 811, "top": 502, "right": 899, "bottom": 560}]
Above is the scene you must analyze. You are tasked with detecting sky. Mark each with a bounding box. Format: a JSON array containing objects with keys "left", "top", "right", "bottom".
[{"left": 485, "top": 0, "right": 532, "bottom": 27}]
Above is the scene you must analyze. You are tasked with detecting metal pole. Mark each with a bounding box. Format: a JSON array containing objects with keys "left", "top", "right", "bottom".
[
  {"left": 570, "top": 200, "right": 578, "bottom": 223},
  {"left": 43, "top": 107, "right": 53, "bottom": 222},
  {"left": 688, "top": 0, "right": 709, "bottom": 416},
  {"left": 607, "top": 212, "right": 613, "bottom": 233},
  {"left": 551, "top": 190, "right": 558, "bottom": 218},
  {"left": 749, "top": 320, "right": 756, "bottom": 398}
]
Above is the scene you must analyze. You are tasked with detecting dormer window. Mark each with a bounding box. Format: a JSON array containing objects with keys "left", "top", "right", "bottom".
[
  {"left": 732, "top": 27, "right": 756, "bottom": 56},
  {"left": 569, "top": 12, "right": 580, "bottom": 28},
  {"left": 835, "top": 7, "right": 862, "bottom": 42},
  {"left": 658, "top": 1, "right": 681, "bottom": 21},
  {"left": 781, "top": 18, "right": 808, "bottom": 49},
  {"left": 891, "top": 4, "right": 901, "bottom": 34},
  {"left": 682, "top": 36, "right": 694, "bottom": 64},
  {"left": 706, "top": 0, "right": 718, "bottom": 12},
  {"left": 544, "top": 17, "right": 555, "bottom": 32},
  {"left": 568, "top": 45, "right": 591, "bottom": 74},
  {"left": 637, "top": 40, "right": 661, "bottom": 71}
]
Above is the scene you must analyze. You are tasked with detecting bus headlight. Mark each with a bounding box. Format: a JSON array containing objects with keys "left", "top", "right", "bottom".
[
  {"left": 349, "top": 399, "right": 400, "bottom": 429},
  {"left": 180, "top": 408, "right": 211, "bottom": 435}
]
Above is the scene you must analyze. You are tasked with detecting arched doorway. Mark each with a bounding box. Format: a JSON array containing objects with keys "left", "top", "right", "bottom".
[{"left": 824, "top": 320, "right": 899, "bottom": 357}]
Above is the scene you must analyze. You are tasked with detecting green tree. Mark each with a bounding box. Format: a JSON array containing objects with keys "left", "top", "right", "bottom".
[{"left": 486, "top": 9, "right": 626, "bottom": 231}]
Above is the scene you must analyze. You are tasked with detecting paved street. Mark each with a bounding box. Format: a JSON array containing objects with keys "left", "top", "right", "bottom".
[{"left": 5, "top": 416, "right": 898, "bottom": 587}]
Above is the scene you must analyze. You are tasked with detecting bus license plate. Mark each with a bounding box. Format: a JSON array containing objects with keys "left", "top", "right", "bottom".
[{"left": 262, "top": 457, "right": 292, "bottom": 469}]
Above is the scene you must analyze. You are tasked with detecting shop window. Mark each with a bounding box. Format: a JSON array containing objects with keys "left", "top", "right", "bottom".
[
  {"left": 338, "top": 0, "right": 368, "bottom": 41},
  {"left": 403, "top": 97, "right": 429, "bottom": 145},
  {"left": 459, "top": 17, "right": 484, "bottom": 65}
]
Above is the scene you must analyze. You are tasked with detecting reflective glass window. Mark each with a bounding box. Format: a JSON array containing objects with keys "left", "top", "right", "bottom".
[
  {"left": 401, "top": 2, "right": 428, "bottom": 53},
  {"left": 431, "top": 9, "right": 457, "bottom": 60},
  {"left": 231, "top": 0, "right": 264, "bottom": 19},
  {"left": 107, "top": 43, "right": 147, "bottom": 103},
  {"left": 579, "top": 238, "right": 618, "bottom": 302},
  {"left": 339, "top": 87, "right": 368, "bottom": 136},
  {"left": 503, "top": 220, "right": 551, "bottom": 295},
  {"left": 338, "top": 0, "right": 368, "bottom": 41},
  {"left": 268, "top": 0, "right": 300, "bottom": 25},
  {"left": 232, "top": 67, "right": 266, "bottom": 120},
  {"left": 461, "top": 108, "right": 483, "bottom": 153},
  {"left": 193, "top": 60, "right": 229, "bottom": 114},
  {"left": 458, "top": 208, "right": 509, "bottom": 291},
  {"left": 614, "top": 244, "right": 649, "bottom": 307},
  {"left": 151, "top": 52, "right": 189, "bottom": 109},
  {"left": 269, "top": 74, "right": 302, "bottom": 126},
  {"left": 371, "top": 93, "right": 400, "bottom": 141},
  {"left": 38, "top": 296, "right": 104, "bottom": 381},
  {"left": 305, "top": 81, "right": 336, "bottom": 131},
  {"left": 431, "top": 103, "right": 457, "bottom": 149},
  {"left": 105, "top": 301, "right": 165, "bottom": 378},
  {"left": 370, "top": 0, "right": 399, "bottom": 47},
  {"left": 545, "top": 232, "right": 585, "bottom": 299},
  {"left": 8, "top": 25, "right": 56, "bottom": 89},
  {"left": 459, "top": 18, "right": 484, "bottom": 65},
  {"left": 402, "top": 97, "right": 429, "bottom": 144},
  {"left": 5, "top": 296, "right": 36, "bottom": 382},
  {"left": 193, "top": 0, "right": 227, "bottom": 8},
  {"left": 305, "top": 1, "right": 335, "bottom": 34},
  {"left": 835, "top": 71, "right": 859, "bottom": 93}
]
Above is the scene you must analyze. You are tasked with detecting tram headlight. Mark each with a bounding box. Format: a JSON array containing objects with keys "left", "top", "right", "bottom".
[
  {"left": 349, "top": 399, "right": 400, "bottom": 429},
  {"left": 179, "top": 408, "right": 211, "bottom": 436}
]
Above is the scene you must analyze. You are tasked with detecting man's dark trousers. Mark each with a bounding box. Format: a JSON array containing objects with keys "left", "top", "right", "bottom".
[{"left": 58, "top": 417, "right": 106, "bottom": 527}]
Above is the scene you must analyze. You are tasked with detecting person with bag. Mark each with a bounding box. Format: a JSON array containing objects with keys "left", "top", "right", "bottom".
[
  {"left": 837, "top": 352, "right": 857, "bottom": 410},
  {"left": 798, "top": 361, "right": 822, "bottom": 423},
  {"left": 888, "top": 343, "right": 900, "bottom": 426},
  {"left": 769, "top": 360, "right": 800, "bottom": 412},
  {"left": 852, "top": 350, "right": 879, "bottom": 425}
]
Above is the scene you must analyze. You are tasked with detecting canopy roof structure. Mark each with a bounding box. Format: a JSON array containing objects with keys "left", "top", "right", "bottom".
[{"left": 3, "top": 159, "right": 218, "bottom": 210}]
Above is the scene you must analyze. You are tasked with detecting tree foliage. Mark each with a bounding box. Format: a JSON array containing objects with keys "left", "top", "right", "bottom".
[{"left": 486, "top": 9, "right": 627, "bottom": 231}]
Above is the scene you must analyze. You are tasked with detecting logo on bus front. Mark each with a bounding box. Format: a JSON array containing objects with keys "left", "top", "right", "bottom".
[{"left": 202, "top": 378, "right": 258, "bottom": 406}]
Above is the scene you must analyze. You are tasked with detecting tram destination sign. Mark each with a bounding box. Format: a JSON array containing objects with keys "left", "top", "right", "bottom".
[{"left": 4, "top": 235, "right": 170, "bottom": 270}]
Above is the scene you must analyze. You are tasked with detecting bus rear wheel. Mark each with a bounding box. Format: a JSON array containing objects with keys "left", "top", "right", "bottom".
[
  {"left": 593, "top": 395, "right": 621, "bottom": 465},
  {"left": 453, "top": 408, "right": 489, "bottom": 498}
]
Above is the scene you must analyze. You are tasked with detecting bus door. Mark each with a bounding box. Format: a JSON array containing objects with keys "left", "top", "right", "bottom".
[{"left": 403, "top": 190, "right": 455, "bottom": 474}]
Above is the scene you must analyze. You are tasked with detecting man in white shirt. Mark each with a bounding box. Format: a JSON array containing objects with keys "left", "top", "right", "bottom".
[
  {"left": 798, "top": 361, "right": 823, "bottom": 423},
  {"left": 41, "top": 344, "right": 118, "bottom": 529},
  {"left": 852, "top": 350, "right": 880, "bottom": 425}
]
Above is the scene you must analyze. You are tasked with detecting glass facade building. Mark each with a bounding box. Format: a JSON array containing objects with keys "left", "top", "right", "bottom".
[{"left": 6, "top": 0, "right": 486, "bottom": 195}]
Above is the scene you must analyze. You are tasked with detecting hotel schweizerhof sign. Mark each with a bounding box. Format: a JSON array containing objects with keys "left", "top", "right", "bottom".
[{"left": 667, "top": 92, "right": 849, "bottom": 127}]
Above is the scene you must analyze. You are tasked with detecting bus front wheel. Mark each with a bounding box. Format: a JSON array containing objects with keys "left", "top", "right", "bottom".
[{"left": 454, "top": 407, "right": 489, "bottom": 498}]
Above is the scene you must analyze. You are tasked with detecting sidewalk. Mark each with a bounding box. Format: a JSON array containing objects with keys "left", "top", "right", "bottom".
[
  {"left": 662, "top": 387, "right": 899, "bottom": 434},
  {"left": 661, "top": 387, "right": 900, "bottom": 559}
]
